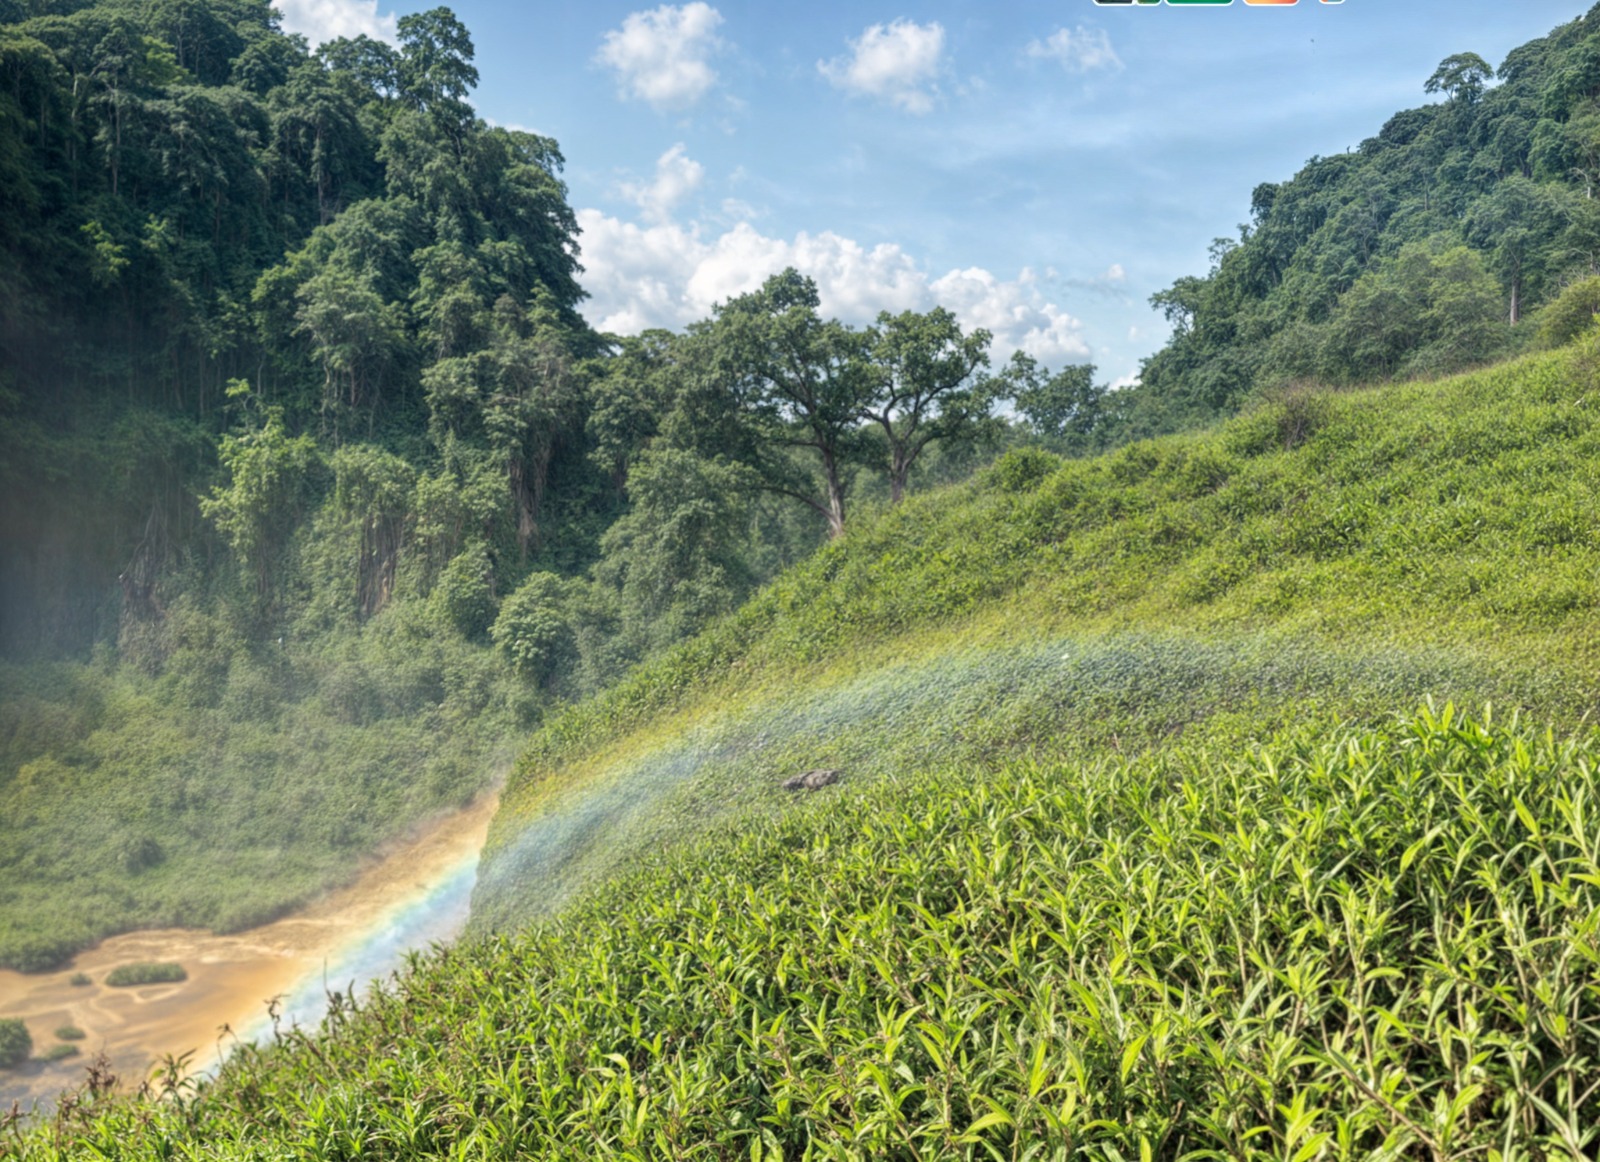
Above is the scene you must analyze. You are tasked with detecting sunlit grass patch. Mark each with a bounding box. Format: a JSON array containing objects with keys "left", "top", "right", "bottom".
[{"left": 27, "top": 708, "right": 1600, "bottom": 1157}]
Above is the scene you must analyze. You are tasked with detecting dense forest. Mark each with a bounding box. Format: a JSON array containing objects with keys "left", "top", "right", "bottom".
[
  {"left": 0, "top": 0, "right": 1051, "bottom": 967},
  {"left": 8, "top": 0, "right": 1600, "bottom": 965},
  {"left": 1121, "top": 8, "right": 1600, "bottom": 432}
]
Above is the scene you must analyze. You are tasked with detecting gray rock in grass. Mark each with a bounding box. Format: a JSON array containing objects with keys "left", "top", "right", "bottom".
[{"left": 781, "top": 768, "right": 842, "bottom": 792}]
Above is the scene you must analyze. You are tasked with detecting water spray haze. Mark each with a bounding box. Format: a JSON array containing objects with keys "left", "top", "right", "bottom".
[{"left": 471, "top": 632, "right": 1552, "bottom": 936}]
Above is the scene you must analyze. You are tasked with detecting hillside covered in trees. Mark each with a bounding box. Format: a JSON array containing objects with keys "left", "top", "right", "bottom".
[
  {"left": 1119, "top": 5, "right": 1600, "bottom": 434},
  {"left": 0, "top": 0, "right": 1055, "bottom": 968}
]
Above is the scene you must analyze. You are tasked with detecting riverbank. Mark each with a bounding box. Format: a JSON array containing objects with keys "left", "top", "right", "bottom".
[{"left": 0, "top": 794, "right": 497, "bottom": 1113}]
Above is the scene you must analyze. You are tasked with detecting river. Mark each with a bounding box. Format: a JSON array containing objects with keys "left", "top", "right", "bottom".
[{"left": 0, "top": 794, "right": 497, "bottom": 1114}]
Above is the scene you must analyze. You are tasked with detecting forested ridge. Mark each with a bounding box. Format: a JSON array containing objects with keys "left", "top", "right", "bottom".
[
  {"left": 1120, "top": 1, "right": 1600, "bottom": 434},
  {"left": 0, "top": 0, "right": 1042, "bottom": 968}
]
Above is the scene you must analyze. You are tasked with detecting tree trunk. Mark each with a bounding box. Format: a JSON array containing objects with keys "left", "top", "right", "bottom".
[
  {"left": 822, "top": 450, "right": 846, "bottom": 539},
  {"left": 889, "top": 443, "right": 913, "bottom": 505},
  {"left": 1510, "top": 276, "right": 1521, "bottom": 326}
]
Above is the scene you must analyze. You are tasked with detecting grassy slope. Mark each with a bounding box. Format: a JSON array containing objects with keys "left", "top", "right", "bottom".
[
  {"left": 471, "top": 342, "right": 1600, "bottom": 930},
  {"left": 15, "top": 344, "right": 1600, "bottom": 1156}
]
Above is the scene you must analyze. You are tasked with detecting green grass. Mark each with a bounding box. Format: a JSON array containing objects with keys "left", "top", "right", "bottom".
[
  {"left": 20, "top": 345, "right": 1600, "bottom": 1155},
  {"left": 16, "top": 709, "right": 1600, "bottom": 1158},
  {"left": 474, "top": 341, "right": 1600, "bottom": 933},
  {"left": 39, "top": 1045, "right": 78, "bottom": 1064},
  {"left": 103, "top": 963, "right": 186, "bottom": 988},
  {"left": 53, "top": 1028, "right": 84, "bottom": 1043}
]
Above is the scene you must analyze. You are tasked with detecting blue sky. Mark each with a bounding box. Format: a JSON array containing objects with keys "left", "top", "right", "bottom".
[{"left": 274, "top": 0, "right": 1592, "bottom": 385}]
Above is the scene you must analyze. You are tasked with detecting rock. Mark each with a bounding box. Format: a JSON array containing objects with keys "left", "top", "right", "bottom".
[{"left": 781, "top": 768, "right": 841, "bottom": 792}]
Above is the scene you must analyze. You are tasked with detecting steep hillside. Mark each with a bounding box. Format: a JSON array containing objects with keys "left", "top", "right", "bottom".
[
  {"left": 16, "top": 346, "right": 1600, "bottom": 1156},
  {"left": 471, "top": 340, "right": 1600, "bottom": 934}
]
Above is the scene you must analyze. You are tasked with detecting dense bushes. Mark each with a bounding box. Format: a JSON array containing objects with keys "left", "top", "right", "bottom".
[
  {"left": 104, "top": 964, "right": 186, "bottom": 988},
  {"left": 24, "top": 711, "right": 1600, "bottom": 1157},
  {"left": 0, "top": 1020, "right": 29, "bottom": 1070}
]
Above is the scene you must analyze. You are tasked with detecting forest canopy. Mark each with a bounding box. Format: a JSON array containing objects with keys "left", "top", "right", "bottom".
[{"left": 1118, "top": 1, "right": 1600, "bottom": 434}]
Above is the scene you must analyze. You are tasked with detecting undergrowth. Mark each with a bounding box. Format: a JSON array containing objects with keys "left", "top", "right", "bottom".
[{"left": 16, "top": 708, "right": 1600, "bottom": 1159}]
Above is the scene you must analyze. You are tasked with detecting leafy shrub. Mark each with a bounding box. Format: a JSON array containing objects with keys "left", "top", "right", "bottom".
[
  {"left": 68, "top": 973, "right": 91, "bottom": 987},
  {"left": 117, "top": 835, "right": 164, "bottom": 874},
  {"left": 0, "top": 1019, "right": 30, "bottom": 1068},
  {"left": 55, "top": 1025, "right": 85, "bottom": 1041},
  {"left": 491, "top": 572, "right": 574, "bottom": 685},
  {"left": 1538, "top": 274, "right": 1600, "bottom": 348},
  {"left": 987, "top": 447, "right": 1059, "bottom": 493},
  {"left": 42, "top": 1043, "right": 79, "bottom": 1062},
  {"left": 105, "top": 963, "right": 186, "bottom": 987},
  {"left": 430, "top": 544, "right": 496, "bottom": 640},
  {"left": 1262, "top": 381, "right": 1329, "bottom": 451}
]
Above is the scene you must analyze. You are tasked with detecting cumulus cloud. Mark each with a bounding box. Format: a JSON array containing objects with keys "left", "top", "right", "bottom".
[
  {"left": 1025, "top": 27, "right": 1122, "bottom": 73},
  {"left": 819, "top": 20, "right": 946, "bottom": 115},
  {"left": 596, "top": 3, "right": 724, "bottom": 113},
  {"left": 272, "top": 0, "right": 396, "bottom": 45},
  {"left": 575, "top": 208, "right": 1089, "bottom": 362},
  {"left": 620, "top": 144, "right": 706, "bottom": 222},
  {"left": 930, "top": 267, "right": 1091, "bottom": 362}
]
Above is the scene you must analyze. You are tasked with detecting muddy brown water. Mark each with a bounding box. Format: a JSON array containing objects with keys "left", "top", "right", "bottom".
[{"left": 0, "top": 795, "right": 497, "bottom": 1113}]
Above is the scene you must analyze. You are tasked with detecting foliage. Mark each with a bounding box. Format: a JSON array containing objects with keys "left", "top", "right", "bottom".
[
  {"left": 0, "top": 600, "right": 526, "bottom": 969},
  {"left": 479, "top": 339, "right": 1600, "bottom": 932},
  {"left": 103, "top": 963, "right": 186, "bottom": 987},
  {"left": 1538, "top": 273, "right": 1600, "bottom": 346},
  {"left": 490, "top": 571, "right": 572, "bottom": 685},
  {"left": 1122, "top": 8, "right": 1600, "bottom": 438},
  {"left": 53, "top": 1028, "right": 84, "bottom": 1043},
  {"left": 21, "top": 710, "right": 1600, "bottom": 1157},
  {"left": 0, "top": 1020, "right": 29, "bottom": 1069},
  {"left": 429, "top": 543, "right": 495, "bottom": 639}
]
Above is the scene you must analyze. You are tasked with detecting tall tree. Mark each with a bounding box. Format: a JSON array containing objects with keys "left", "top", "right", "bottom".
[
  {"left": 712, "top": 269, "right": 875, "bottom": 538},
  {"left": 863, "top": 307, "right": 996, "bottom": 503}
]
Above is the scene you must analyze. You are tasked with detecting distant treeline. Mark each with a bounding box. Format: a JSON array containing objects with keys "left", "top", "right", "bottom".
[
  {"left": 1121, "top": 4, "right": 1600, "bottom": 434},
  {"left": 9, "top": 0, "right": 1600, "bottom": 676}
]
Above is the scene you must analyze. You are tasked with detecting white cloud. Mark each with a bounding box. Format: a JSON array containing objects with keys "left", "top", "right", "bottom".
[
  {"left": 819, "top": 20, "right": 946, "bottom": 115},
  {"left": 596, "top": 3, "right": 724, "bottom": 113},
  {"left": 620, "top": 144, "right": 705, "bottom": 222},
  {"left": 1025, "top": 27, "right": 1122, "bottom": 73},
  {"left": 575, "top": 208, "right": 1089, "bottom": 362},
  {"left": 272, "top": 0, "right": 396, "bottom": 45},
  {"left": 1104, "top": 263, "right": 1127, "bottom": 283},
  {"left": 930, "top": 267, "right": 1091, "bottom": 363}
]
